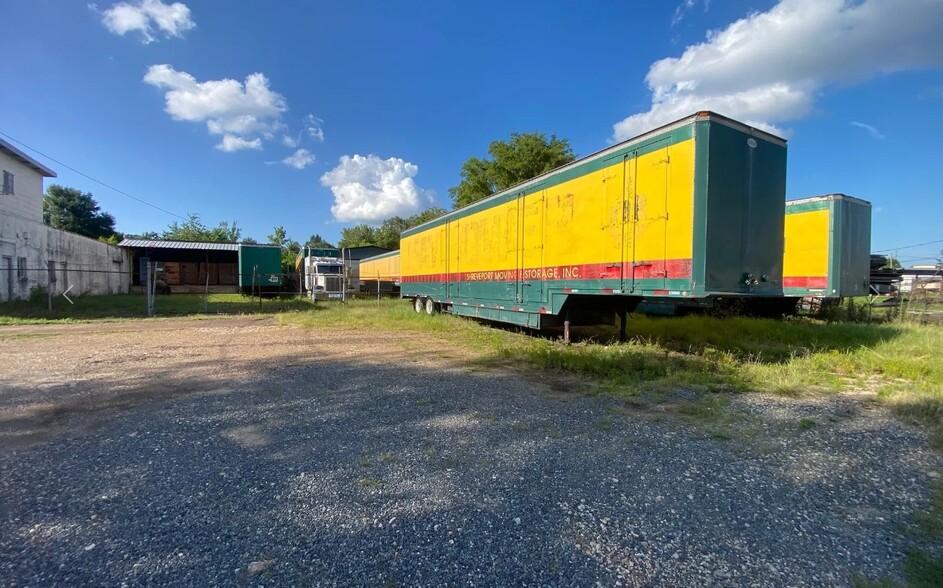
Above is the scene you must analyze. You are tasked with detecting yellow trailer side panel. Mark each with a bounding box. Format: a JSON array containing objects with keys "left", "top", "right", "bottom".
[
  {"left": 360, "top": 253, "right": 400, "bottom": 282},
  {"left": 401, "top": 137, "right": 696, "bottom": 281},
  {"left": 783, "top": 209, "right": 829, "bottom": 287}
]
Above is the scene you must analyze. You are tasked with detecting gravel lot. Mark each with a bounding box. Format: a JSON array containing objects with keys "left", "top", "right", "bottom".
[{"left": 0, "top": 317, "right": 940, "bottom": 586}]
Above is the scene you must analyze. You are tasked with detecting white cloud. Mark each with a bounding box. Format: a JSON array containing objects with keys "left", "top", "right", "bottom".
[
  {"left": 283, "top": 148, "right": 315, "bottom": 169},
  {"left": 672, "top": 0, "right": 699, "bottom": 26},
  {"left": 304, "top": 114, "right": 325, "bottom": 142},
  {"left": 144, "top": 64, "right": 287, "bottom": 151},
  {"left": 216, "top": 135, "right": 262, "bottom": 152},
  {"left": 321, "top": 155, "right": 433, "bottom": 222},
  {"left": 282, "top": 135, "right": 299, "bottom": 148},
  {"left": 98, "top": 0, "right": 195, "bottom": 43},
  {"left": 850, "top": 121, "right": 886, "bottom": 140},
  {"left": 614, "top": 0, "right": 943, "bottom": 141}
]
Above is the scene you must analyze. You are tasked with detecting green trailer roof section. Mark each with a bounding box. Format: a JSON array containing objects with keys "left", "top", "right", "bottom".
[
  {"left": 238, "top": 244, "right": 283, "bottom": 287},
  {"left": 784, "top": 194, "right": 872, "bottom": 297}
]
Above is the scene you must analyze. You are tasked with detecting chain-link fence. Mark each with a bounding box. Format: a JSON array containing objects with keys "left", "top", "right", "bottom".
[{"left": 0, "top": 260, "right": 312, "bottom": 317}]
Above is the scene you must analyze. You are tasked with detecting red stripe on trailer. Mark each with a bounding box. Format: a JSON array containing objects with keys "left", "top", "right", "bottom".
[
  {"left": 601, "top": 288, "right": 613, "bottom": 294},
  {"left": 652, "top": 290, "right": 670, "bottom": 295},
  {"left": 400, "top": 258, "right": 693, "bottom": 284},
  {"left": 784, "top": 276, "right": 828, "bottom": 288}
]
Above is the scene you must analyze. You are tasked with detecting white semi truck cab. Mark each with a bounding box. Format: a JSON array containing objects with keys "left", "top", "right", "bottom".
[{"left": 304, "top": 255, "right": 351, "bottom": 300}]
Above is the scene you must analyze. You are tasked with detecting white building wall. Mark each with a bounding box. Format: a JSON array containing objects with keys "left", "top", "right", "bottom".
[
  {"left": 0, "top": 150, "right": 44, "bottom": 223},
  {"left": 0, "top": 150, "right": 131, "bottom": 302}
]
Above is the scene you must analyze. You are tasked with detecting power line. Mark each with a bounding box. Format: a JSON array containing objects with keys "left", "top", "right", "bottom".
[
  {"left": 873, "top": 238, "right": 943, "bottom": 253},
  {"left": 0, "top": 130, "right": 187, "bottom": 220}
]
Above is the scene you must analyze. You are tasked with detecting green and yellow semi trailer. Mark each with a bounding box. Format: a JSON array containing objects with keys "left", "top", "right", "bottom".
[
  {"left": 783, "top": 194, "right": 872, "bottom": 299},
  {"left": 400, "top": 111, "right": 789, "bottom": 330},
  {"left": 359, "top": 249, "right": 401, "bottom": 294}
]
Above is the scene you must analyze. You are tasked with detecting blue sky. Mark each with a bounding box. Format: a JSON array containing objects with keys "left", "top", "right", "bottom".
[{"left": 2, "top": 0, "right": 942, "bottom": 265}]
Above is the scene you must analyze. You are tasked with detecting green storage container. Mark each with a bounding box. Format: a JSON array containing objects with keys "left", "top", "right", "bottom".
[{"left": 238, "top": 245, "right": 283, "bottom": 287}]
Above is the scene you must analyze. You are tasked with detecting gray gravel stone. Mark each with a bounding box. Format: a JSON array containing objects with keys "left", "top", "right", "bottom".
[{"left": 0, "top": 319, "right": 939, "bottom": 587}]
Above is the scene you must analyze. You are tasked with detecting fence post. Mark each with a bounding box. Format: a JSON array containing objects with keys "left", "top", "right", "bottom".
[
  {"left": 147, "top": 261, "right": 155, "bottom": 316},
  {"left": 46, "top": 261, "right": 52, "bottom": 313},
  {"left": 204, "top": 272, "right": 209, "bottom": 313}
]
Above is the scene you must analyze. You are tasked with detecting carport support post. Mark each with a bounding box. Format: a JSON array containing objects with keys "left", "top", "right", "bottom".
[
  {"left": 563, "top": 320, "right": 570, "bottom": 345},
  {"left": 146, "top": 261, "right": 155, "bottom": 317}
]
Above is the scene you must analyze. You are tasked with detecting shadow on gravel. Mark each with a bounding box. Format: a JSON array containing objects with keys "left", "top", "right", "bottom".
[{"left": 0, "top": 351, "right": 939, "bottom": 586}]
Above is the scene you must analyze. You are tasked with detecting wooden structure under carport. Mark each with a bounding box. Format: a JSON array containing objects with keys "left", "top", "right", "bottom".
[{"left": 119, "top": 239, "right": 278, "bottom": 294}]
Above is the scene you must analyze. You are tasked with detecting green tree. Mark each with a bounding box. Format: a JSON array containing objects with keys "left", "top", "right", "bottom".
[
  {"left": 209, "top": 220, "right": 241, "bottom": 243},
  {"left": 448, "top": 132, "right": 575, "bottom": 209},
  {"left": 98, "top": 234, "right": 123, "bottom": 245},
  {"left": 375, "top": 216, "right": 411, "bottom": 250},
  {"left": 304, "top": 233, "right": 335, "bottom": 249},
  {"left": 337, "top": 224, "right": 378, "bottom": 248},
  {"left": 162, "top": 213, "right": 241, "bottom": 242},
  {"left": 42, "top": 185, "right": 118, "bottom": 239},
  {"left": 268, "top": 226, "right": 301, "bottom": 271},
  {"left": 337, "top": 207, "right": 447, "bottom": 250},
  {"left": 124, "top": 231, "right": 160, "bottom": 240},
  {"left": 409, "top": 207, "right": 447, "bottom": 226},
  {"left": 881, "top": 256, "right": 903, "bottom": 270}
]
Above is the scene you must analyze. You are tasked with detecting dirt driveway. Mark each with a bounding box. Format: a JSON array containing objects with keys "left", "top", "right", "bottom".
[{"left": 0, "top": 317, "right": 939, "bottom": 586}]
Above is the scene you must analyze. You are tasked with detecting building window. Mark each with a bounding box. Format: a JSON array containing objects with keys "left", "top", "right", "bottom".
[
  {"left": 1, "top": 170, "right": 13, "bottom": 195},
  {"left": 17, "top": 257, "right": 26, "bottom": 280}
]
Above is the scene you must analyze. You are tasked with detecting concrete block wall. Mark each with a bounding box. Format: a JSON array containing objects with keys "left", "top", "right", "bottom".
[{"left": 0, "top": 149, "right": 132, "bottom": 302}]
